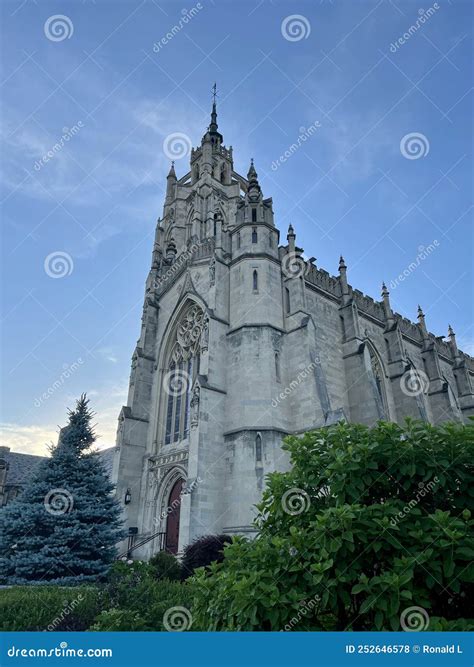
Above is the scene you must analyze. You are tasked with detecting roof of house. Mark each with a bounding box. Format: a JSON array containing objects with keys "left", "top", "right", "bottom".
[
  {"left": 1, "top": 446, "right": 116, "bottom": 487},
  {"left": 3, "top": 451, "right": 46, "bottom": 486}
]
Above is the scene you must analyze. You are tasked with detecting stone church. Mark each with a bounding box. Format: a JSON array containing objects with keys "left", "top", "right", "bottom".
[{"left": 112, "top": 100, "right": 474, "bottom": 559}]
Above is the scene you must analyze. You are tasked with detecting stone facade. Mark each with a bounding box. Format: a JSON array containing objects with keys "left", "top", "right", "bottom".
[{"left": 113, "top": 103, "right": 474, "bottom": 559}]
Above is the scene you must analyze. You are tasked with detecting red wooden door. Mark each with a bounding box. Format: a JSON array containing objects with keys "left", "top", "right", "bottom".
[{"left": 165, "top": 478, "right": 183, "bottom": 554}]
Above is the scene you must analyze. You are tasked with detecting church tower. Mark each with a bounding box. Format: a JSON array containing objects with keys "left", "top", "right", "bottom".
[{"left": 113, "top": 92, "right": 474, "bottom": 559}]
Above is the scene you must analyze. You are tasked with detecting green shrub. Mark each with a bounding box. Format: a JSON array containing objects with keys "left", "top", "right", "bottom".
[
  {"left": 0, "top": 586, "right": 102, "bottom": 631},
  {"left": 91, "top": 579, "right": 195, "bottom": 631},
  {"left": 181, "top": 534, "right": 232, "bottom": 580},
  {"left": 149, "top": 551, "right": 181, "bottom": 581},
  {"left": 90, "top": 608, "right": 149, "bottom": 631},
  {"left": 192, "top": 420, "right": 474, "bottom": 631}
]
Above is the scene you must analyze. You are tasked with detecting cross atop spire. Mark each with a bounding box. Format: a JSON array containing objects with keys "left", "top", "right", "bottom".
[{"left": 207, "top": 82, "right": 222, "bottom": 141}]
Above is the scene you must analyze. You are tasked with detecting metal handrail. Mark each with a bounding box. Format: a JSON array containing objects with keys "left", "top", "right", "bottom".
[{"left": 117, "top": 530, "right": 166, "bottom": 560}]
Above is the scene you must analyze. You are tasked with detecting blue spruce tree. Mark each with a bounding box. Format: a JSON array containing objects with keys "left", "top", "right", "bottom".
[{"left": 0, "top": 395, "right": 124, "bottom": 585}]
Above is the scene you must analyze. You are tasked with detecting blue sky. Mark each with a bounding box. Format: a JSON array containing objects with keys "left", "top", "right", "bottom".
[{"left": 1, "top": 0, "right": 472, "bottom": 454}]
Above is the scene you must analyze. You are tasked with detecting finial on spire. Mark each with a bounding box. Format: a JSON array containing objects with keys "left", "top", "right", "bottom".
[
  {"left": 417, "top": 305, "right": 429, "bottom": 339},
  {"left": 288, "top": 223, "right": 295, "bottom": 237},
  {"left": 208, "top": 82, "right": 219, "bottom": 135},
  {"left": 381, "top": 282, "right": 389, "bottom": 297},
  {"left": 339, "top": 255, "right": 347, "bottom": 271},
  {"left": 448, "top": 324, "right": 455, "bottom": 338},
  {"left": 167, "top": 161, "right": 176, "bottom": 178}
]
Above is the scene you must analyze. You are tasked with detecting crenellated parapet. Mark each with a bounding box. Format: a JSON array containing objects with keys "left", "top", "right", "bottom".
[
  {"left": 352, "top": 290, "right": 385, "bottom": 321},
  {"left": 305, "top": 265, "right": 339, "bottom": 298}
]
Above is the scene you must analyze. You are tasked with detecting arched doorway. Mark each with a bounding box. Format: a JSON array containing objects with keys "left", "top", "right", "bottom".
[{"left": 165, "top": 478, "right": 183, "bottom": 554}]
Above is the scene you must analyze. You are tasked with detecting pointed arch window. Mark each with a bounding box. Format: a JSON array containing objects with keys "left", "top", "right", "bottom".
[
  {"left": 252, "top": 208, "right": 257, "bottom": 223},
  {"left": 163, "top": 305, "right": 202, "bottom": 445},
  {"left": 255, "top": 433, "right": 262, "bottom": 463},
  {"left": 367, "top": 345, "right": 388, "bottom": 419},
  {"left": 237, "top": 231, "right": 241, "bottom": 249},
  {"left": 253, "top": 269, "right": 258, "bottom": 291},
  {"left": 252, "top": 227, "right": 258, "bottom": 243}
]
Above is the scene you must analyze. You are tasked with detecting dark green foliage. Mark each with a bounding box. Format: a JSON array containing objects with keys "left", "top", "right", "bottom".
[
  {"left": 103, "top": 560, "right": 151, "bottom": 608},
  {"left": 192, "top": 420, "right": 474, "bottom": 630},
  {"left": 0, "top": 586, "right": 102, "bottom": 631},
  {"left": 180, "top": 534, "right": 232, "bottom": 580},
  {"left": 149, "top": 551, "right": 181, "bottom": 581},
  {"left": 92, "top": 562, "right": 194, "bottom": 631},
  {"left": 0, "top": 396, "right": 125, "bottom": 585}
]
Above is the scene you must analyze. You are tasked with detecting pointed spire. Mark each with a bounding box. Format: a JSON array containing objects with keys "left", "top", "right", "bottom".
[
  {"left": 247, "top": 158, "right": 258, "bottom": 181},
  {"left": 381, "top": 282, "right": 394, "bottom": 326},
  {"left": 447, "top": 324, "right": 460, "bottom": 359},
  {"left": 207, "top": 82, "right": 222, "bottom": 139},
  {"left": 167, "top": 161, "right": 176, "bottom": 179},
  {"left": 417, "top": 305, "right": 428, "bottom": 339},
  {"left": 338, "top": 254, "right": 349, "bottom": 303},
  {"left": 287, "top": 223, "right": 296, "bottom": 253},
  {"left": 210, "top": 101, "right": 218, "bottom": 134},
  {"left": 246, "top": 158, "right": 261, "bottom": 201}
]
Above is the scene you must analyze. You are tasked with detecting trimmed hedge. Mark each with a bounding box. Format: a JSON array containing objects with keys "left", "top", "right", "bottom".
[{"left": 0, "top": 586, "right": 102, "bottom": 631}]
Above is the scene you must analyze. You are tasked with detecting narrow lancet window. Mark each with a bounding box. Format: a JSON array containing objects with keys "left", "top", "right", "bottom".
[{"left": 253, "top": 270, "right": 258, "bottom": 291}]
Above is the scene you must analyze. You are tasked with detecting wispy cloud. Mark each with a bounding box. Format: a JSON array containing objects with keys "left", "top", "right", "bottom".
[{"left": 0, "top": 423, "right": 59, "bottom": 456}]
